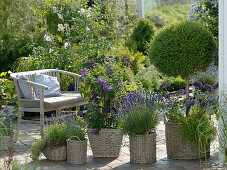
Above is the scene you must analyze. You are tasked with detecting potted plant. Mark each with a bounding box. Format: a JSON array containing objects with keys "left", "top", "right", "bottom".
[
  {"left": 80, "top": 55, "right": 128, "bottom": 158},
  {"left": 30, "top": 122, "right": 68, "bottom": 161},
  {"left": 66, "top": 112, "right": 87, "bottom": 164},
  {"left": 149, "top": 20, "right": 217, "bottom": 160},
  {"left": 118, "top": 91, "right": 162, "bottom": 164},
  {"left": 0, "top": 116, "right": 14, "bottom": 151},
  {"left": 164, "top": 90, "right": 217, "bottom": 159},
  {"left": 30, "top": 112, "right": 87, "bottom": 162}
]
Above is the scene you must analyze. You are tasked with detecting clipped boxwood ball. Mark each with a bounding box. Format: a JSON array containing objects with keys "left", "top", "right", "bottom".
[{"left": 149, "top": 20, "right": 217, "bottom": 79}]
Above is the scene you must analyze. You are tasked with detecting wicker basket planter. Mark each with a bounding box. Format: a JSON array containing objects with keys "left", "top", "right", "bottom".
[
  {"left": 87, "top": 128, "right": 123, "bottom": 158},
  {"left": 0, "top": 136, "right": 11, "bottom": 151},
  {"left": 67, "top": 136, "right": 87, "bottom": 164},
  {"left": 130, "top": 131, "right": 156, "bottom": 164},
  {"left": 165, "top": 121, "right": 210, "bottom": 159},
  {"left": 42, "top": 146, "right": 67, "bottom": 161}
]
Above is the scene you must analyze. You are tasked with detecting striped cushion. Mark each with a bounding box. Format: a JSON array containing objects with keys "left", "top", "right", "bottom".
[{"left": 34, "top": 73, "right": 62, "bottom": 98}]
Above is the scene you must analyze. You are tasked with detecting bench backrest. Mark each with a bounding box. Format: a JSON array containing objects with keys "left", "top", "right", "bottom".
[{"left": 11, "top": 69, "right": 61, "bottom": 100}]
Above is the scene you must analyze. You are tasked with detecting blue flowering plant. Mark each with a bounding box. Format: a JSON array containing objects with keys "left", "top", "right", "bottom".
[
  {"left": 80, "top": 56, "right": 127, "bottom": 131},
  {"left": 117, "top": 90, "right": 163, "bottom": 136},
  {"left": 164, "top": 85, "right": 217, "bottom": 156}
]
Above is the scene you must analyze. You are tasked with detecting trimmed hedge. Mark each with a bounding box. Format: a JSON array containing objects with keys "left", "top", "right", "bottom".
[{"left": 149, "top": 20, "right": 217, "bottom": 79}]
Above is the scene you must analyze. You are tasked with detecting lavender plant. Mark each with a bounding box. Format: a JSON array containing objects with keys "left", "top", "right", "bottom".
[{"left": 117, "top": 90, "right": 163, "bottom": 136}]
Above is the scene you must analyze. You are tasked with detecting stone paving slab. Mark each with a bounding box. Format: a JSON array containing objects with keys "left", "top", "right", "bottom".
[{"left": 0, "top": 121, "right": 225, "bottom": 170}]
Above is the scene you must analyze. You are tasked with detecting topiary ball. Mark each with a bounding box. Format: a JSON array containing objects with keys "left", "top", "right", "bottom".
[{"left": 149, "top": 20, "right": 217, "bottom": 79}]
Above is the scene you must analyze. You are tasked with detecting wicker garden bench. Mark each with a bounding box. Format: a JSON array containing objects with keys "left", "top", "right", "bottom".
[{"left": 10, "top": 69, "right": 88, "bottom": 141}]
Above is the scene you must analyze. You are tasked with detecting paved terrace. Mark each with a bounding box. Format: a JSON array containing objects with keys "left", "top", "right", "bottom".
[{"left": 0, "top": 119, "right": 224, "bottom": 170}]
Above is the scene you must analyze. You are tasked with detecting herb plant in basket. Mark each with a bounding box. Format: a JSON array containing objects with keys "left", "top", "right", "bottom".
[
  {"left": 30, "top": 112, "right": 85, "bottom": 161},
  {"left": 164, "top": 90, "right": 217, "bottom": 160},
  {"left": 80, "top": 55, "right": 127, "bottom": 158},
  {"left": 117, "top": 90, "right": 162, "bottom": 164}
]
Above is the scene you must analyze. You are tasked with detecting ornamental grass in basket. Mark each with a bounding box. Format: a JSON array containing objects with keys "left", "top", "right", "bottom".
[{"left": 117, "top": 90, "right": 163, "bottom": 163}]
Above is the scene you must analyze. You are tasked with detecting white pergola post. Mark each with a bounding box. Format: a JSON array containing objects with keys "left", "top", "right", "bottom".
[
  {"left": 137, "top": 0, "right": 144, "bottom": 18},
  {"left": 219, "top": 0, "right": 227, "bottom": 164}
]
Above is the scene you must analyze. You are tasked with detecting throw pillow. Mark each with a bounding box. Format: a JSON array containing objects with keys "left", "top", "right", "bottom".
[
  {"left": 17, "top": 73, "right": 30, "bottom": 99},
  {"left": 34, "top": 73, "right": 62, "bottom": 98}
]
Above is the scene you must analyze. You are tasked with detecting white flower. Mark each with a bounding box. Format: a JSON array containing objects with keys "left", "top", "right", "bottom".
[
  {"left": 58, "top": 14, "right": 63, "bottom": 20},
  {"left": 57, "top": 24, "right": 64, "bottom": 32},
  {"left": 44, "top": 34, "right": 51, "bottom": 42},
  {"left": 49, "top": 48, "right": 54, "bottom": 53},
  {"left": 53, "top": 6, "right": 57, "bottom": 13},
  {"left": 86, "top": 27, "right": 90, "bottom": 31},
  {"left": 64, "top": 42, "right": 70, "bottom": 49}
]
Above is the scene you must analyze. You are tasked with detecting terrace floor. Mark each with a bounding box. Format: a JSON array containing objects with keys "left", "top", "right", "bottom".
[{"left": 0, "top": 117, "right": 224, "bottom": 170}]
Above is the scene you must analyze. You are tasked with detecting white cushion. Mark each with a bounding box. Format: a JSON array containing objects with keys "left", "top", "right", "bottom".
[{"left": 34, "top": 73, "right": 62, "bottom": 98}]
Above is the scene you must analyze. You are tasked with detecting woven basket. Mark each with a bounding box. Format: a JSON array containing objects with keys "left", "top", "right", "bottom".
[
  {"left": 0, "top": 136, "right": 11, "bottom": 151},
  {"left": 165, "top": 121, "right": 210, "bottom": 159},
  {"left": 42, "top": 146, "right": 67, "bottom": 161},
  {"left": 130, "top": 131, "right": 156, "bottom": 164},
  {"left": 67, "top": 136, "right": 87, "bottom": 164},
  {"left": 87, "top": 128, "right": 123, "bottom": 158}
]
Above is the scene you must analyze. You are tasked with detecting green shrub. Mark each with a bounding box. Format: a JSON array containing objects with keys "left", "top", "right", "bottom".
[
  {"left": 149, "top": 20, "right": 217, "bottom": 98},
  {"left": 126, "top": 19, "right": 154, "bottom": 55},
  {"left": 112, "top": 44, "right": 146, "bottom": 75},
  {"left": 149, "top": 20, "right": 216, "bottom": 79},
  {"left": 134, "top": 66, "right": 161, "bottom": 91}
]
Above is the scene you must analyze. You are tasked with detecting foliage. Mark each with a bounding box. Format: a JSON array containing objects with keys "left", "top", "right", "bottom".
[
  {"left": 163, "top": 75, "right": 186, "bottom": 91},
  {"left": 126, "top": 19, "right": 154, "bottom": 55},
  {"left": 146, "top": 4, "right": 191, "bottom": 28},
  {"left": 0, "top": 72, "right": 17, "bottom": 106},
  {"left": 30, "top": 139, "right": 46, "bottom": 161},
  {"left": 219, "top": 106, "right": 227, "bottom": 166},
  {"left": 14, "top": 0, "right": 119, "bottom": 90},
  {"left": 80, "top": 56, "right": 128, "bottom": 131},
  {"left": 188, "top": 0, "right": 218, "bottom": 40},
  {"left": 111, "top": 44, "right": 146, "bottom": 75},
  {"left": 0, "top": 0, "right": 42, "bottom": 72},
  {"left": 134, "top": 66, "right": 161, "bottom": 91},
  {"left": 149, "top": 20, "right": 216, "bottom": 79},
  {"left": 30, "top": 112, "right": 86, "bottom": 161},
  {"left": 118, "top": 91, "right": 162, "bottom": 136},
  {"left": 192, "top": 63, "right": 218, "bottom": 91},
  {"left": 0, "top": 116, "right": 14, "bottom": 137},
  {"left": 165, "top": 89, "right": 218, "bottom": 158}
]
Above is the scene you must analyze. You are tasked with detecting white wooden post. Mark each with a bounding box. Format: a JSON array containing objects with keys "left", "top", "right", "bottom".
[
  {"left": 137, "top": 0, "right": 144, "bottom": 18},
  {"left": 219, "top": 0, "right": 227, "bottom": 164}
]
